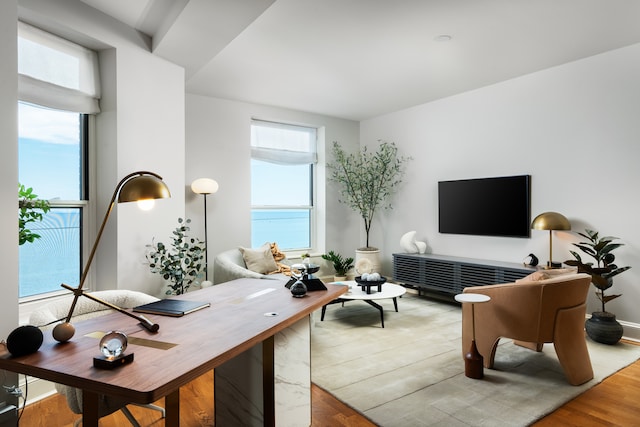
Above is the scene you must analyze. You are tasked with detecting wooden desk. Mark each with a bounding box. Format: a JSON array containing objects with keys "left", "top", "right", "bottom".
[{"left": 0, "top": 279, "right": 346, "bottom": 426}]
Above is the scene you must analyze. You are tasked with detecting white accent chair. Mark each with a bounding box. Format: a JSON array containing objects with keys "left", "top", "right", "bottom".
[{"left": 212, "top": 248, "right": 289, "bottom": 285}]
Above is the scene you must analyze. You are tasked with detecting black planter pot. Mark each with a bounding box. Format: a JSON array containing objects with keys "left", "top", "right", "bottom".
[{"left": 585, "top": 311, "right": 623, "bottom": 345}]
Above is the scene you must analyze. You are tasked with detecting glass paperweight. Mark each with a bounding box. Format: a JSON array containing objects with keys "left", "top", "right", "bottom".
[{"left": 99, "top": 331, "right": 128, "bottom": 360}]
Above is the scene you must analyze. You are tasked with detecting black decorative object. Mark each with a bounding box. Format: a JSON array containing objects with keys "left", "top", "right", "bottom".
[
  {"left": 585, "top": 312, "right": 624, "bottom": 345},
  {"left": 290, "top": 280, "right": 307, "bottom": 298},
  {"left": 6, "top": 325, "right": 43, "bottom": 357},
  {"left": 523, "top": 253, "right": 539, "bottom": 267},
  {"left": 354, "top": 276, "right": 387, "bottom": 294}
]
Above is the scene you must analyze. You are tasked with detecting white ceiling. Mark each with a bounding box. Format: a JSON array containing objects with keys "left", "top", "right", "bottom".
[{"left": 81, "top": 0, "right": 640, "bottom": 121}]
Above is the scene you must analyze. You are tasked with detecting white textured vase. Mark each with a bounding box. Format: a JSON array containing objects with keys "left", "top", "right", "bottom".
[{"left": 355, "top": 249, "right": 381, "bottom": 274}]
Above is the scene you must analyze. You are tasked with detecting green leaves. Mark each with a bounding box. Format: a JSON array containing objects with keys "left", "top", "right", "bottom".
[
  {"left": 146, "top": 218, "right": 205, "bottom": 295},
  {"left": 327, "top": 141, "right": 411, "bottom": 248},
  {"left": 565, "top": 228, "right": 631, "bottom": 312},
  {"left": 321, "top": 250, "right": 354, "bottom": 276},
  {"left": 18, "top": 183, "right": 51, "bottom": 245}
]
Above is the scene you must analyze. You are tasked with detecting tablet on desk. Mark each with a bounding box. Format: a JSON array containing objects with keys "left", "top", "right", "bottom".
[{"left": 133, "top": 299, "right": 210, "bottom": 317}]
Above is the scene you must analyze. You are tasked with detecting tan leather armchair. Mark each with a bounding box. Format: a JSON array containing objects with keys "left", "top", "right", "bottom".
[{"left": 461, "top": 272, "right": 594, "bottom": 385}]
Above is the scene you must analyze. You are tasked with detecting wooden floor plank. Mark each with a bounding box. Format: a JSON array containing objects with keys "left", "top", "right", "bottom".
[{"left": 19, "top": 345, "right": 640, "bottom": 426}]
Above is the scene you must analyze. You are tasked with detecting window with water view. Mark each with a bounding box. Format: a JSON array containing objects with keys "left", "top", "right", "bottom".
[
  {"left": 250, "top": 121, "right": 317, "bottom": 251},
  {"left": 18, "top": 102, "right": 86, "bottom": 298}
]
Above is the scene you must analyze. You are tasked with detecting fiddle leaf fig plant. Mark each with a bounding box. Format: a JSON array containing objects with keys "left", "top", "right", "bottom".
[
  {"left": 146, "top": 218, "right": 205, "bottom": 295},
  {"left": 19, "top": 183, "right": 50, "bottom": 245},
  {"left": 564, "top": 229, "right": 631, "bottom": 314},
  {"left": 327, "top": 140, "right": 411, "bottom": 250}
]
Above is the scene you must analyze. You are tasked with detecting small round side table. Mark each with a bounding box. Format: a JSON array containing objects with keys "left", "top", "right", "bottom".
[{"left": 455, "top": 293, "right": 491, "bottom": 379}]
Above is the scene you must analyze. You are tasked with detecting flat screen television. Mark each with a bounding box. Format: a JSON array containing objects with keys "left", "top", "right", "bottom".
[{"left": 438, "top": 175, "right": 531, "bottom": 238}]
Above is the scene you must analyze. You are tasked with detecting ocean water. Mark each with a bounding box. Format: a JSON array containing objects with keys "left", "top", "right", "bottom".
[
  {"left": 20, "top": 210, "right": 309, "bottom": 298},
  {"left": 251, "top": 210, "right": 310, "bottom": 250},
  {"left": 19, "top": 209, "right": 80, "bottom": 298}
]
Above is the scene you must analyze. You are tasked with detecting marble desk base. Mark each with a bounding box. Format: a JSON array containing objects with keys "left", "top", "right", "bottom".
[{"left": 215, "top": 316, "right": 311, "bottom": 426}]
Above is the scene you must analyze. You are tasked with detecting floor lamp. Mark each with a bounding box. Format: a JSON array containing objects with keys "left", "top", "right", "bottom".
[
  {"left": 531, "top": 211, "right": 571, "bottom": 269},
  {"left": 191, "top": 178, "right": 219, "bottom": 286},
  {"left": 52, "top": 171, "right": 171, "bottom": 343}
]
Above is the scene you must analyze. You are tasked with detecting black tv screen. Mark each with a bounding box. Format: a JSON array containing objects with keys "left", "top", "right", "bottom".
[{"left": 438, "top": 175, "right": 531, "bottom": 238}]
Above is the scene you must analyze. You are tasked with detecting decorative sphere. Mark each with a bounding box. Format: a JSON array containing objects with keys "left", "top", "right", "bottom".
[
  {"left": 100, "top": 331, "right": 128, "bottom": 359},
  {"left": 52, "top": 322, "right": 76, "bottom": 342}
]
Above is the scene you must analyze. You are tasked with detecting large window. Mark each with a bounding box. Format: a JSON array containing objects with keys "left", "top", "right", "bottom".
[
  {"left": 18, "top": 103, "right": 87, "bottom": 298},
  {"left": 17, "top": 22, "right": 99, "bottom": 300},
  {"left": 251, "top": 120, "right": 317, "bottom": 251}
]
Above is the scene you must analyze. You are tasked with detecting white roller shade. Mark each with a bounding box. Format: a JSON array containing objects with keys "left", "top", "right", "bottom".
[
  {"left": 18, "top": 21, "right": 101, "bottom": 113},
  {"left": 251, "top": 120, "right": 317, "bottom": 165}
]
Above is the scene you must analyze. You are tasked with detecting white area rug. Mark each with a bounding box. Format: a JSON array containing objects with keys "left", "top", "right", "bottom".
[{"left": 311, "top": 292, "right": 640, "bottom": 426}]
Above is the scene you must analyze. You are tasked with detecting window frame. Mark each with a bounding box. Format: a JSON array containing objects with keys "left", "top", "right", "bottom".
[
  {"left": 250, "top": 120, "right": 319, "bottom": 254},
  {"left": 18, "top": 109, "right": 93, "bottom": 311}
]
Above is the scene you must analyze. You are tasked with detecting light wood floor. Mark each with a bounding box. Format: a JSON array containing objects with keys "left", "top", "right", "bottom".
[{"left": 18, "top": 347, "right": 640, "bottom": 426}]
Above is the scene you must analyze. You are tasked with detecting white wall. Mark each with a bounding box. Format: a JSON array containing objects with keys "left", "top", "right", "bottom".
[
  {"left": 1, "top": 1, "right": 18, "bottom": 337},
  {"left": 361, "top": 43, "right": 640, "bottom": 333},
  {"left": 17, "top": 0, "right": 185, "bottom": 300},
  {"left": 185, "top": 94, "right": 360, "bottom": 280}
]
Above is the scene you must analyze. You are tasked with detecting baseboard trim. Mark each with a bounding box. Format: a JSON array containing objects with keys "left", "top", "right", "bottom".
[{"left": 620, "top": 319, "right": 640, "bottom": 343}]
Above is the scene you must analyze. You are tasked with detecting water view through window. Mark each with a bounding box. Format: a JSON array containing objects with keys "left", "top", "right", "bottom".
[{"left": 19, "top": 102, "right": 83, "bottom": 298}]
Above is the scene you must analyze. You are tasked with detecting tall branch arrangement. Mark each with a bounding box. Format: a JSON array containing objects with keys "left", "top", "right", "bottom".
[{"left": 328, "top": 141, "right": 410, "bottom": 250}]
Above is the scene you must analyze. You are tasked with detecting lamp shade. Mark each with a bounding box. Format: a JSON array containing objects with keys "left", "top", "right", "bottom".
[
  {"left": 118, "top": 174, "right": 171, "bottom": 203},
  {"left": 531, "top": 212, "right": 571, "bottom": 231},
  {"left": 191, "top": 178, "right": 219, "bottom": 195}
]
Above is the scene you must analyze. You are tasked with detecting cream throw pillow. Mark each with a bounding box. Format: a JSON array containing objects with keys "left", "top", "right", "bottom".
[
  {"left": 239, "top": 242, "right": 278, "bottom": 274},
  {"left": 516, "top": 267, "right": 578, "bottom": 283}
]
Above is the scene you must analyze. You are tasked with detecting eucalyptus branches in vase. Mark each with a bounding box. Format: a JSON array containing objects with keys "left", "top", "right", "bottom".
[{"left": 146, "top": 218, "right": 205, "bottom": 295}]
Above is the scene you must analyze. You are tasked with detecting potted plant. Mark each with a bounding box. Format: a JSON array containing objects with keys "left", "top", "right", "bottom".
[
  {"left": 146, "top": 218, "right": 206, "bottom": 295},
  {"left": 565, "top": 229, "right": 631, "bottom": 344},
  {"left": 327, "top": 140, "right": 410, "bottom": 270},
  {"left": 321, "top": 251, "right": 354, "bottom": 281},
  {"left": 19, "top": 183, "right": 50, "bottom": 245}
]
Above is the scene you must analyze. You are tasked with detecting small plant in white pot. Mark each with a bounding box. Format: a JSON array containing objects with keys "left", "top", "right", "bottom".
[{"left": 321, "top": 251, "right": 354, "bottom": 281}]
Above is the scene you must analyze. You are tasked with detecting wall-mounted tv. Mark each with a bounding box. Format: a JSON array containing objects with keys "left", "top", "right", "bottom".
[{"left": 438, "top": 175, "right": 531, "bottom": 238}]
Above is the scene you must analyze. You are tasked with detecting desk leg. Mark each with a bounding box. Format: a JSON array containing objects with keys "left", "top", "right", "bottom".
[
  {"left": 165, "top": 388, "right": 180, "bottom": 426},
  {"left": 215, "top": 316, "right": 311, "bottom": 427},
  {"left": 81, "top": 389, "right": 99, "bottom": 427}
]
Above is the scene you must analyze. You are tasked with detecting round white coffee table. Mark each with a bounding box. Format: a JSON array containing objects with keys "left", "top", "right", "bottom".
[{"left": 320, "top": 281, "right": 406, "bottom": 328}]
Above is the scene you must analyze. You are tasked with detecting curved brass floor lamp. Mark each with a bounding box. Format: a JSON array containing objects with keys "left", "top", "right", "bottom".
[{"left": 52, "top": 171, "right": 171, "bottom": 343}]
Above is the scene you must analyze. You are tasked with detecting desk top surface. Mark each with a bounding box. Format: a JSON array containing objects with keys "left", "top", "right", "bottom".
[{"left": 0, "top": 278, "right": 346, "bottom": 403}]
